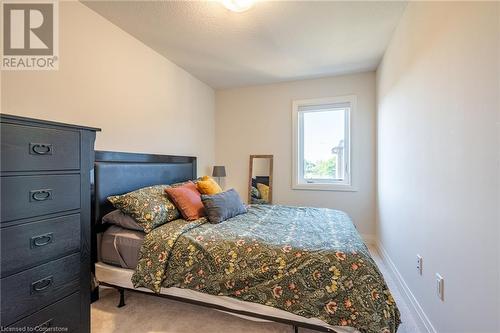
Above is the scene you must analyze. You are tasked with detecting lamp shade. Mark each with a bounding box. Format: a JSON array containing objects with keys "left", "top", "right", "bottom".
[{"left": 212, "top": 166, "right": 226, "bottom": 177}]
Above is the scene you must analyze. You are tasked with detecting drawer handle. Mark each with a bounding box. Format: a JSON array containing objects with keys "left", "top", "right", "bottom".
[
  {"left": 30, "top": 189, "right": 53, "bottom": 201},
  {"left": 35, "top": 318, "right": 53, "bottom": 332},
  {"left": 31, "top": 232, "right": 54, "bottom": 248},
  {"left": 30, "top": 143, "right": 53, "bottom": 155},
  {"left": 32, "top": 276, "right": 53, "bottom": 293}
]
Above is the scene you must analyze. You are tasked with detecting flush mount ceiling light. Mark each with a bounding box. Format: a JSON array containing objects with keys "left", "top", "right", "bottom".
[{"left": 222, "top": 0, "right": 255, "bottom": 12}]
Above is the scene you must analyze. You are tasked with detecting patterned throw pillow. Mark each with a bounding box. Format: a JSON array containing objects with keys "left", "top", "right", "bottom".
[
  {"left": 250, "top": 186, "right": 261, "bottom": 199},
  {"left": 107, "top": 185, "right": 180, "bottom": 233}
]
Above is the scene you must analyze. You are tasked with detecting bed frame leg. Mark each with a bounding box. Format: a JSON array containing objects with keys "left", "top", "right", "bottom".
[
  {"left": 117, "top": 288, "right": 126, "bottom": 308},
  {"left": 293, "top": 325, "right": 298, "bottom": 333}
]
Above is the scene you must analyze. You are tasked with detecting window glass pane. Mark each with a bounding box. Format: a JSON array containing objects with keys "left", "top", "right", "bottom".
[{"left": 302, "top": 109, "right": 345, "bottom": 180}]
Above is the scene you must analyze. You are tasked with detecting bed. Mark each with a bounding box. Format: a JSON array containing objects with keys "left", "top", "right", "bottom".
[{"left": 92, "top": 151, "right": 400, "bottom": 333}]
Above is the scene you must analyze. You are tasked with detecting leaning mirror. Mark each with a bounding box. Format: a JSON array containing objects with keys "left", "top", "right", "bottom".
[{"left": 248, "top": 155, "right": 273, "bottom": 204}]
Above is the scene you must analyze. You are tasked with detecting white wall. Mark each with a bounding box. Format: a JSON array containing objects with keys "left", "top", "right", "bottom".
[
  {"left": 1, "top": 1, "right": 215, "bottom": 175},
  {"left": 216, "top": 72, "right": 376, "bottom": 236},
  {"left": 377, "top": 2, "right": 499, "bottom": 333}
]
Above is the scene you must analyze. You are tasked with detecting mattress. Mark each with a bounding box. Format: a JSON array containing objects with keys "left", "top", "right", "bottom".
[{"left": 100, "top": 225, "right": 144, "bottom": 269}]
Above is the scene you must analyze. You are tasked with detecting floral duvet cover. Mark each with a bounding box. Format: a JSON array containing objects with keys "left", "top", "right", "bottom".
[{"left": 132, "top": 205, "right": 400, "bottom": 333}]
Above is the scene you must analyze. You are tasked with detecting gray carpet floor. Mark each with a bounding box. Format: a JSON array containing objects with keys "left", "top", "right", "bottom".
[{"left": 91, "top": 245, "right": 420, "bottom": 333}]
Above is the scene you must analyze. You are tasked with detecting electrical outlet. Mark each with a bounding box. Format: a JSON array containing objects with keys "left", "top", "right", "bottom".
[
  {"left": 416, "top": 255, "right": 423, "bottom": 275},
  {"left": 436, "top": 274, "right": 444, "bottom": 301}
]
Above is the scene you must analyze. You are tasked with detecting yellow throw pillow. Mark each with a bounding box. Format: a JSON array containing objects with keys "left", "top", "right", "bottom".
[
  {"left": 256, "top": 183, "right": 269, "bottom": 202},
  {"left": 197, "top": 176, "right": 222, "bottom": 195}
]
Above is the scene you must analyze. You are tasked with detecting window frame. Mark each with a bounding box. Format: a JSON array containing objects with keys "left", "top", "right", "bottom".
[{"left": 292, "top": 95, "right": 356, "bottom": 191}]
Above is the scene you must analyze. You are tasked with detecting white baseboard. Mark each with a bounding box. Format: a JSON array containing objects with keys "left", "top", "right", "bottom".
[{"left": 375, "top": 241, "right": 437, "bottom": 333}]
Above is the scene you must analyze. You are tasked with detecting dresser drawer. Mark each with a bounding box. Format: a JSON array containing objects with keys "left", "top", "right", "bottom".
[
  {"left": 1, "top": 174, "right": 80, "bottom": 222},
  {"left": 1, "top": 214, "right": 81, "bottom": 277},
  {"left": 0, "top": 253, "right": 80, "bottom": 326},
  {"left": 1, "top": 123, "right": 80, "bottom": 172},
  {"left": 8, "top": 292, "right": 80, "bottom": 332}
]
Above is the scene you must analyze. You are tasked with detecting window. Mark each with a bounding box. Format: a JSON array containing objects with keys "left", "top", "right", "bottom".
[{"left": 292, "top": 96, "right": 355, "bottom": 191}]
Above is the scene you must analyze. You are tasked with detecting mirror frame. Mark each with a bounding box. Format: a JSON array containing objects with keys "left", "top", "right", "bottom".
[{"left": 248, "top": 154, "right": 274, "bottom": 204}]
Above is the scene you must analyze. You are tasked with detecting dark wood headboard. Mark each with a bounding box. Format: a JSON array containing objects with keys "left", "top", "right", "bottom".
[{"left": 92, "top": 150, "right": 196, "bottom": 227}]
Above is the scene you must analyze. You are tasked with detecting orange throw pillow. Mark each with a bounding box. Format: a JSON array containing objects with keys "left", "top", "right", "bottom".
[
  {"left": 164, "top": 181, "right": 205, "bottom": 221},
  {"left": 197, "top": 176, "right": 222, "bottom": 195}
]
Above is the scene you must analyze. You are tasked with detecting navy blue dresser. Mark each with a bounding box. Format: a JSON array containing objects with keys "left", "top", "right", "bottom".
[{"left": 1, "top": 114, "right": 99, "bottom": 332}]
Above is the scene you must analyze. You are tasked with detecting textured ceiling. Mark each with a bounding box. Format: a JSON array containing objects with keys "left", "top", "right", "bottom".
[{"left": 82, "top": 1, "right": 407, "bottom": 88}]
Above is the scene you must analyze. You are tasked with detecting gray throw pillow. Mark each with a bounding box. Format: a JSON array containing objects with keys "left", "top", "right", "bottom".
[
  {"left": 102, "top": 209, "right": 144, "bottom": 232},
  {"left": 201, "top": 189, "right": 247, "bottom": 224}
]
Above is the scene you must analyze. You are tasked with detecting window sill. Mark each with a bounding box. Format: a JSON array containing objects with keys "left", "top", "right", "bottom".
[{"left": 292, "top": 183, "right": 357, "bottom": 192}]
